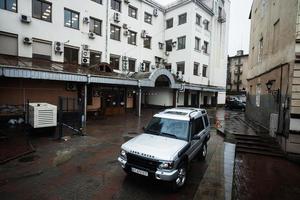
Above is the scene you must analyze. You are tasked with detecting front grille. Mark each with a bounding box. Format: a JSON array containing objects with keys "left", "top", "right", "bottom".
[{"left": 127, "top": 153, "right": 160, "bottom": 172}]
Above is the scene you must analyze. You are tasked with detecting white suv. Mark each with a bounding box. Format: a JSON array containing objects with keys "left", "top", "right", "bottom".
[{"left": 118, "top": 107, "right": 210, "bottom": 190}]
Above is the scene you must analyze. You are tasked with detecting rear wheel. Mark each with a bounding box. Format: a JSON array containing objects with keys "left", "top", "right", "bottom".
[{"left": 198, "top": 143, "right": 207, "bottom": 160}]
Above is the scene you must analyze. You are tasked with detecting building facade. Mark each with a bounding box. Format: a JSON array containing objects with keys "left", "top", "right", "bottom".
[
  {"left": 227, "top": 50, "right": 249, "bottom": 95},
  {"left": 247, "top": 0, "right": 300, "bottom": 155},
  {"left": 0, "top": 0, "right": 229, "bottom": 118}
]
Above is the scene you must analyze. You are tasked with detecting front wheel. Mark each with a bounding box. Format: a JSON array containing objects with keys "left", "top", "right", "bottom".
[
  {"left": 198, "top": 143, "right": 207, "bottom": 161},
  {"left": 170, "top": 163, "right": 187, "bottom": 191}
]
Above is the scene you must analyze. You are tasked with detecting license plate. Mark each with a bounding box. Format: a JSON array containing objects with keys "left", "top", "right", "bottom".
[{"left": 131, "top": 167, "right": 148, "bottom": 176}]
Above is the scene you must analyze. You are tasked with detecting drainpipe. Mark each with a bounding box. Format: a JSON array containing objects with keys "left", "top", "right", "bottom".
[
  {"left": 104, "top": 0, "right": 109, "bottom": 62},
  {"left": 137, "top": 80, "right": 141, "bottom": 117},
  {"left": 82, "top": 74, "right": 90, "bottom": 134}
]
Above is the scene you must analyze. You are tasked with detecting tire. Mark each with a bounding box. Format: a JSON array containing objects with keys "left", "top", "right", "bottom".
[
  {"left": 171, "top": 162, "right": 187, "bottom": 191},
  {"left": 198, "top": 143, "right": 207, "bottom": 161}
]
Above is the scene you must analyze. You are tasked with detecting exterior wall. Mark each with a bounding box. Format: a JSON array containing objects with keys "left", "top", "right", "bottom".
[
  {"left": 0, "top": 78, "right": 77, "bottom": 106},
  {"left": 247, "top": 0, "right": 300, "bottom": 154}
]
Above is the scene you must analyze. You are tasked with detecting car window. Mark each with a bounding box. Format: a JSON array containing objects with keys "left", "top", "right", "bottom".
[
  {"left": 203, "top": 115, "right": 209, "bottom": 127},
  {"left": 191, "top": 117, "right": 205, "bottom": 136},
  {"left": 145, "top": 117, "right": 189, "bottom": 140}
]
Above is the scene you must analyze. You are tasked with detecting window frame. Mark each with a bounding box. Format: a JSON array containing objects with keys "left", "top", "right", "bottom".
[
  {"left": 177, "top": 62, "right": 185, "bottom": 75},
  {"left": 203, "top": 41, "right": 209, "bottom": 54},
  {"left": 91, "top": 0, "right": 102, "bottom": 4},
  {"left": 128, "top": 58, "right": 136, "bottom": 72},
  {"left": 110, "top": 54, "right": 120, "bottom": 70},
  {"left": 90, "top": 51, "right": 102, "bottom": 65},
  {"left": 166, "top": 18, "right": 173, "bottom": 29},
  {"left": 89, "top": 17, "right": 102, "bottom": 36},
  {"left": 111, "top": 0, "right": 121, "bottom": 12},
  {"left": 32, "top": 0, "right": 52, "bottom": 22},
  {"left": 143, "top": 35, "right": 151, "bottom": 49},
  {"left": 64, "top": 8, "right": 80, "bottom": 30},
  {"left": 196, "top": 14, "right": 201, "bottom": 26},
  {"left": 202, "top": 64, "right": 208, "bottom": 77},
  {"left": 178, "top": 13, "right": 187, "bottom": 25},
  {"left": 193, "top": 62, "right": 199, "bottom": 76},
  {"left": 195, "top": 37, "right": 201, "bottom": 51},
  {"left": 110, "top": 24, "right": 121, "bottom": 41},
  {"left": 144, "top": 12, "right": 152, "bottom": 24},
  {"left": 177, "top": 36, "right": 186, "bottom": 50},
  {"left": 0, "top": 0, "right": 17, "bottom": 12},
  {"left": 203, "top": 19, "right": 209, "bottom": 30},
  {"left": 165, "top": 39, "right": 173, "bottom": 52},
  {"left": 128, "top": 5, "right": 137, "bottom": 19},
  {"left": 64, "top": 46, "right": 79, "bottom": 65},
  {"left": 128, "top": 30, "right": 137, "bottom": 45}
]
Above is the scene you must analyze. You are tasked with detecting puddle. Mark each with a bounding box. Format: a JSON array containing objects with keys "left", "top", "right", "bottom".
[
  {"left": 18, "top": 155, "right": 40, "bottom": 163},
  {"left": 53, "top": 149, "right": 74, "bottom": 166}
]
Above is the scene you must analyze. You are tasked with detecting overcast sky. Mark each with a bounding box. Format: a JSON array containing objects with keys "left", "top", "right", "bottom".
[{"left": 156, "top": 0, "right": 253, "bottom": 56}]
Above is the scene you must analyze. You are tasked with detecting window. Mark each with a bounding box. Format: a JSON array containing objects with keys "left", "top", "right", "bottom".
[
  {"left": 202, "top": 65, "right": 208, "bottom": 77},
  {"left": 144, "top": 12, "right": 152, "bottom": 24},
  {"left": 128, "top": 59, "right": 135, "bottom": 72},
  {"left": 193, "top": 63, "right": 199, "bottom": 76},
  {"left": 0, "top": 0, "right": 17, "bottom": 12},
  {"left": 203, "top": 115, "right": 209, "bottom": 127},
  {"left": 64, "top": 47, "right": 79, "bottom": 64},
  {"left": 128, "top": 6, "right": 137, "bottom": 19},
  {"left": 32, "top": 0, "right": 52, "bottom": 22},
  {"left": 258, "top": 37, "right": 263, "bottom": 62},
  {"left": 143, "top": 36, "right": 151, "bottom": 49},
  {"left": 196, "top": 14, "right": 201, "bottom": 26},
  {"left": 203, "top": 20, "right": 209, "bottom": 30},
  {"left": 128, "top": 30, "right": 137, "bottom": 45},
  {"left": 177, "top": 62, "right": 185, "bottom": 74},
  {"left": 0, "top": 33, "right": 18, "bottom": 56},
  {"left": 177, "top": 36, "right": 186, "bottom": 50},
  {"left": 143, "top": 61, "right": 150, "bottom": 72},
  {"left": 203, "top": 41, "right": 209, "bottom": 54},
  {"left": 192, "top": 117, "right": 205, "bottom": 136},
  {"left": 166, "top": 39, "right": 173, "bottom": 51},
  {"left": 178, "top": 13, "right": 187, "bottom": 25},
  {"left": 32, "top": 40, "right": 52, "bottom": 60},
  {"left": 110, "top": 55, "right": 120, "bottom": 69},
  {"left": 91, "top": 0, "right": 102, "bottom": 4},
  {"left": 111, "top": 0, "right": 121, "bottom": 12},
  {"left": 64, "top": 8, "right": 79, "bottom": 29},
  {"left": 90, "top": 51, "right": 101, "bottom": 65},
  {"left": 195, "top": 37, "right": 200, "bottom": 51},
  {"left": 256, "top": 84, "right": 261, "bottom": 107},
  {"left": 166, "top": 18, "right": 173, "bottom": 29},
  {"left": 90, "top": 17, "right": 102, "bottom": 36},
  {"left": 273, "top": 20, "right": 280, "bottom": 52},
  {"left": 110, "top": 24, "right": 121, "bottom": 41}
]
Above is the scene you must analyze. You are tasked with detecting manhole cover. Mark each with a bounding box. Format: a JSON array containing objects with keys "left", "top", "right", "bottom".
[{"left": 18, "top": 155, "right": 40, "bottom": 163}]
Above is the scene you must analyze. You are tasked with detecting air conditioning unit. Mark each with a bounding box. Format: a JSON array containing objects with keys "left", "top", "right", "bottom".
[
  {"left": 113, "top": 12, "right": 120, "bottom": 23},
  {"left": 141, "top": 30, "right": 147, "bottom": 38},
  {"left": 83, "top": 17, "right": 90, "bottom": 24},
  {"left": 123, "top": 30, "right": 129, "bottom": 36},
  {"left": 124, "top": 0, "right": 130, "bottom": 4},
  {"left": 153, "top": 9, "right": 158, "bottom": 17},
  {"left": 172, "top": 41, "right": 177, "bottom": 47},
  {"left": 82, "top": 44, "right": 89, "bottom": 50},
  {"left": 81, "top": 49, "right": 90, "bottom": 66},
  {"left": 23, "top": 37, "right": 32, "bottom": 45},
  {"left": 177, "top": 71, "right": 183, "bottom": 80},
  {"left": 158, "top": 42, "right": 164, "bottom": 49},
  {"left": 21, "top": 14, "right": 31, "bottom": 23},
  {"left": 54, "top": 41, "right": 64, "bottom": 54},
  {"left": 140, "top": 63, "right": 145, "bottom": 72},
  {"left": 28, "top": 103, "right": 57, "bottom": 128},
  {"left": 88, "top": 32, "right": 95, "bottom": 39},
  {"left": 66, "top": 82, "right": 77, "bottom": 91},
  {"left": 165, "top": 51, "right": 169, "bottom": 56},
  {"left": 123, "top": 23, "right": 128, "bottom": 29},
  {"left": 122, "top": 56, "right": 128, "bottom": 61}
]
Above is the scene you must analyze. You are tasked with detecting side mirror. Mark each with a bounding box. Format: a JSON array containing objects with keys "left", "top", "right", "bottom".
[{"left": 192, "top": 135, "right": 201, "bottom": 140}]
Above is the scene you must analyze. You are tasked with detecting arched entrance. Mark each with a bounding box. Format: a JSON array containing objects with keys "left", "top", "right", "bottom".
[{"left": 155, "top": 75, "right": 171, "bottom": 87}]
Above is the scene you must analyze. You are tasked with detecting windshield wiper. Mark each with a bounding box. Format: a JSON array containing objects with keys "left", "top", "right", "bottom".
[
  {"left": 160, "top": 132, "right": 178, "bottom": 139},
  {"left": 145, "top": 129, "right": 159, "bottom": 135}
]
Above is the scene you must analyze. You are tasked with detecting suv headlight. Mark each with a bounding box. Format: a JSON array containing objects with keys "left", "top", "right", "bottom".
[
  {"left": 159, "top": 161, "right": 174, "bottom": 169},
  {"left": 120, "top": 149, "right": 127, "bottom": 160}
]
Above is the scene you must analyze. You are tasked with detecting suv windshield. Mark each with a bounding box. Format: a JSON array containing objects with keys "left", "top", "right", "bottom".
[{"left": 145, "top": 117, "right": 189, "bottom": 140}]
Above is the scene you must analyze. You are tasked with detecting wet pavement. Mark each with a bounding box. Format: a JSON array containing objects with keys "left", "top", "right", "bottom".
[
  {"left": 0, "top": 108, "right": 299, "bottom": 200},
  {"left": 0, "top": 108, "right": 225, "bottom": 200}
]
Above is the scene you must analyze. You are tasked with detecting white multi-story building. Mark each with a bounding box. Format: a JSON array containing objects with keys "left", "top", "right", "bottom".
[{"left": 0, "top": 0, "right": 229, "bottom": 118}]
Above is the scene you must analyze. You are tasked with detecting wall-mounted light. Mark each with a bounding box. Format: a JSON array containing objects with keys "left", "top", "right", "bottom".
[
  {"left": 266, "top": 80, "right": 280, "bottom": 102},
  {"left": 266, "top": 80, "right": 275, "bottom": 92}
]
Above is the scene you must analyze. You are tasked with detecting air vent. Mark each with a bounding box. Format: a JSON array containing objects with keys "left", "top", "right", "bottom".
[{"left": 29, "top": 103, "right": 57, "bottom": 128}]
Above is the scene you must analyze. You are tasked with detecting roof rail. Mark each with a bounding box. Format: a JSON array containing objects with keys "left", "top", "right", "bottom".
[{"left": 188, "top": 110, "right": 198, "bottom": 119}]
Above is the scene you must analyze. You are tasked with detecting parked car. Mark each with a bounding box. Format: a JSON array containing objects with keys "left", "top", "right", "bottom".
[
  {"left": 226, "top": 99, "right": 246, "bottom": 111},
  {"left": 118, "top": 107, "right": 210, "bottom": 190}
]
